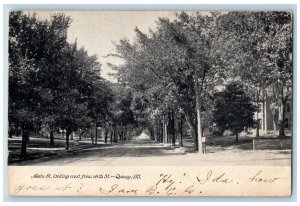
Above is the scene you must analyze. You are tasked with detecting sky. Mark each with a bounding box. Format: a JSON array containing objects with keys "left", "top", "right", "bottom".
[{"left": 33, "top": 11, "right": 178, "bottom": 82}]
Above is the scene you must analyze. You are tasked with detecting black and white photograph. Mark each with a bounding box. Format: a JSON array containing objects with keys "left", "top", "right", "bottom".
[{"left": 6, "top": 10, "right": 293, "bottom": 196}]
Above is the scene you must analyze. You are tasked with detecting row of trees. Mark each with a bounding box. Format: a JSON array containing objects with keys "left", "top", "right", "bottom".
[
  {"left": 8, "top": 11, "right": 292, "bottom": 157},
  {"left": 8, "top": 11, "right": 123, "bottom": 157},
  {"left": 109, "top": 11, "right": 292, "bottom": 153},
  {"left": 9, "top": 11, "right": 172, "bottom": 159}
]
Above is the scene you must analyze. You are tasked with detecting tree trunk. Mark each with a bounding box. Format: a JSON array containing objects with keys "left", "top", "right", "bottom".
[
  {"left": 119, "top": 131, "right": 123, "bottom": 141},
  {"left": 169, "top": 110, "right": 176, "bottom": 146},
  {"left": 179, "top": 114, "right": 184, "bottom": 147},
  {"left": 166, "top": 114, "right": 170, "bottom": 144},
  {"left": 65, "top": 130, "right": 71, "bottom": 150},
  {"left": 91, "top": 132, "right": 94, "bottom": 145},
  {"left": 21, "top": 136, "right": 27, "bottom": 158},
  {"left": 256, "top": 89, "right": 260, "bottom": 137},
  {"left": 184, "top": 111, "right": 197, "bottom": 150},
  {"left": 156, "top": 120, "right": 159, "bottom": 142},
  {"left": 20, "top": 126, "right": 28, "bottom": 158},
  {"left": 273, "top": 111, "right": 278, "bottom": 132},
  {"left": 164, "top": 122, "right": 168, "bottom": 144},
  {"left": 113, "top": 126, "right": 117, "bottom": 142},
  {"left": 157, "top": 122, "right": 160, "bottom": 142},
  {"left": 95, "top": 127, "right": 98, "bottom": 145},
  {"left": 278, "top": 98, "right": 286, "bottom": 137},
  {"left": 9, "top": 125, "right": 13, "bottom": 138},
  {"left": 235, "top": 129, "right": 239, "bottom": 142},
  {"left": 158, "top": 121, "right": 163, "bottom": 143},
  {"left": 110, "top": 129, "right": 113, "bottom": 143},
  {"left": 128, "top": 130, "right": 131, "bottom": 141},
  {"left": 123, "top": 127, "right": 125, "bottom": 141},
  {"left": 172, "top": 132, "right": 176, "bottom": 146},
  {"left": 50, "top": 129, "right": 54, "bottom": 146},
  {"left": 124, "top": 127, "right": 127, "bottom": 141},
  {"left": 104, "top": 129, "right": 108, "bottom": 144},
  {"left": 163, "top": 116, "right": 168, "bottom": 144},
  {"left": 262, "top": 99, "right": 266, "bottom": 134},
  {"left": 195, "top": 80, "right": 202, "bottom": 153},
  {"left": 180, "top": 132, "right": 183, "bottom": 147},
  {"left": 150, "top": 128, "right": 154, "bottom": 140},
  {"left": 17, "top": 126, "right": 21, "bottom": 136},
  {"left": 179, "top": 118, "right": 183, "bottom": 147}
]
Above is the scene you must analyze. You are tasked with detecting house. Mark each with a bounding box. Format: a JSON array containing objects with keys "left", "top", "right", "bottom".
[{"left": 252, "top": 98, "right": 292, "bottom": 136}]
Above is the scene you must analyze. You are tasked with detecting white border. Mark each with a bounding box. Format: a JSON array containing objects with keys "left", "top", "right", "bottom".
[{"left": 1, "top": 1, "right": 299, "bottom": 205}]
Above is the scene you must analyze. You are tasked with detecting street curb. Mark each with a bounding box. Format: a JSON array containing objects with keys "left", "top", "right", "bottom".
[
  {"left": 9, "top": 139, "right": 130, "bottom": 165},
  {"left": 9, "top": 143, "right": 111, "bottom": 165}
]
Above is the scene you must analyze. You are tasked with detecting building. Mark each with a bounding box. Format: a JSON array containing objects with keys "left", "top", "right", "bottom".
[{"left": 252, "top": 98, "right": 292, "bottom": 136}]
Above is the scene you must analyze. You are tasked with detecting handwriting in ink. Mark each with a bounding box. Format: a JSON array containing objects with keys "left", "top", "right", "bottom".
[
  {"left": 196, "top": 170, "right": 233, "bottom": 184},
  {"left": 249, "top": 170, "right": 286, "bottom": 183},
  {"left": 146, "top": 173, "right": 177, "bottom": 195},
  {"left": 99, "top": 184, "right": 138, "bottom": 195}
]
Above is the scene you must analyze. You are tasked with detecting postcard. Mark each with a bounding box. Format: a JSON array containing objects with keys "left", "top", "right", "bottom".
[{"left": 7, "top": 10, "right": 292, "bottom": 196}]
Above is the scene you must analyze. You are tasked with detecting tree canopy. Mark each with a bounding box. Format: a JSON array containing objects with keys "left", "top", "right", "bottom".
[
  {"left": 9, "top": 11, "right": 293, "bottom": 158},
  {"left": 213, "top": 83, "right": 256, "bottom": 141},
  {"left": 9, "top": 11, "right": 114, "bottom": 155}
]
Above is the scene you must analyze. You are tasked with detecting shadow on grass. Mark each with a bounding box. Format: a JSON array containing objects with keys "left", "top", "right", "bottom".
[
  {"left": 207, "top": 136, "right": 291, "bottom": 150},
  {"left": 8, "top": 137, "right": 112, "bottom": 164},
  {"left": 8, "top": 135, "right": 292, "bottom": 165},
  {"left": 182, "top": 135, "right": 291, "bottom": 152},
  {"left": 9, "top": 138, "right": 185, "bottom": 165}
]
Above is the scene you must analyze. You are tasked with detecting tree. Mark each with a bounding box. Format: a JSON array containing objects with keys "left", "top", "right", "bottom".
[
  {"left": 219, "top": 11, "right": 292, "bottom": 137},
  {"left": 115, "top": 90, "right": 135, "bottom": 141},
  {"left": 9, "top": 11, "right": 113, "bottom": 153},
  {"left": 213, "top": 83, "right": 256, "bottom": 142},
  {"left": 109, "top": 12, "right": 228, "bottom": 153},
  {"left": 9, "top": 11, "right": 72, "bottom": 156},
  {"left": 87, "top": 80, "right": 113, "bottom": 145},
  {"left": 37, "top": 14, "right": 72, "bottom": 145},
  {"left": 265, "top": 12, "right": 292, "bottom": 137},
  {"left": 55, "top": 43, "right": 103, "bottom": 150}
]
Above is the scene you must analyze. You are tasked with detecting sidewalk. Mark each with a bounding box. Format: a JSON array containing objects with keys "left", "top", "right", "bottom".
[
  {"left": 8, "top": 133, "right": 292, "bottom": 165},
  {"left": 8, "top": 136, "right": 108, "bottom": 165}
]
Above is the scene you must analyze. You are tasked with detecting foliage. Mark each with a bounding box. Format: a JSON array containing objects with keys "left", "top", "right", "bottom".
[
  {"left": 213, "top": 83, "right": 256, "bottom": 140},
  {"left": 9, "top": 11, "right": 114, "bottom": 153}
]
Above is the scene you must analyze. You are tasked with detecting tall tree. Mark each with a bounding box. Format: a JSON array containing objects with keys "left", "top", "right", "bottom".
[
  {"left": 9, "top": 11, "right": 113, "bottom": 153},
  {"left": 55, "top": 43, "right": 102, "bottom": 150},
  {"left": 38, "top": 14, "right": 71, "bottom": 145},
  {"left": 9, "top": 11, "right": 72, "bottom": 156},
  {"left": 220, "top": 11, "right": 292, "bottom": 137},
  {"left": 88, "top": 80, "right": 113, "bottom": 144},
  {"left": 213, "top": 83, "right": 256, "bottom": 141},
  {"left": 109, "top": 12, "right": 227, "bottom": 152}
]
